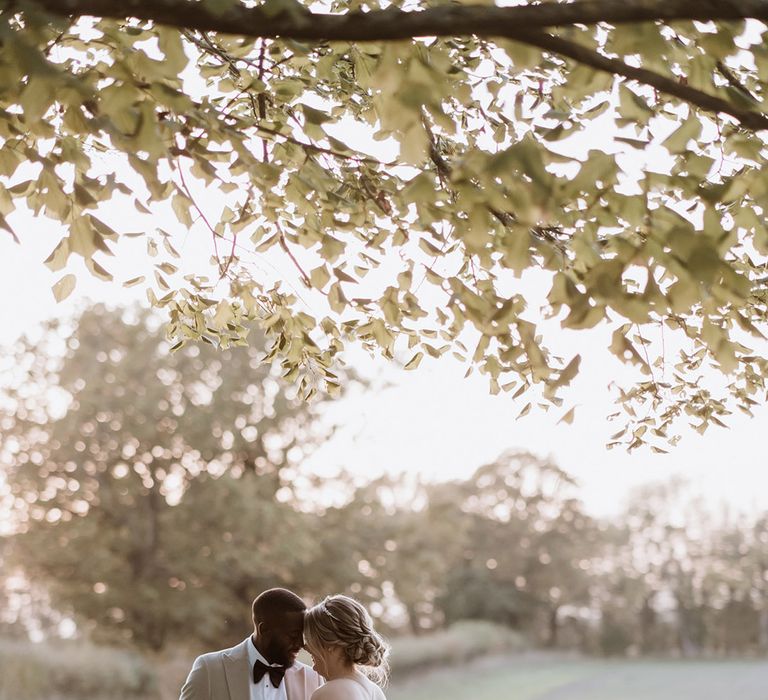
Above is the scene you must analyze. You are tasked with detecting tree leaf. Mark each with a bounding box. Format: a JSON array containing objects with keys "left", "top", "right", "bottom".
[
  {"left": 0, "top": 213, "right": 19, "bottom": 243},
  {"left": 404, "top": 351, "right": 424, "bottom": 370},
  {"left": 558, "top": 407, "right": 576, "bottom": 425},
  {"left": 52, "top": 274, "right": 76, "bottom": 302},
  {"left": 123, "top": 276, "right": 146, "bottom": 288}
]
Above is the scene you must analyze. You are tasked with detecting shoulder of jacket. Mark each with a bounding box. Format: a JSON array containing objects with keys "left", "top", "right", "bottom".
[{"left": 196, "top": 641, "right": 243, "bottom": 664}]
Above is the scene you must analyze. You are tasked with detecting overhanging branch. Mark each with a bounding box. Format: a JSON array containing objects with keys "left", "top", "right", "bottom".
[
  {"left": 18, "top": 0, "right": 768, "bottom": 41},
  {"left": 14, "top": 0, "right": 768, "bottom": 130},
  {"left": 516, "top": 31, "right": 768, "bottom": 131}
]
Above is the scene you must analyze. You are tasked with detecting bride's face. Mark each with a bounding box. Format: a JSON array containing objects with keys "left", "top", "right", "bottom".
[{"left": 306, "top": 643, "right": 328, "bottom": 677}]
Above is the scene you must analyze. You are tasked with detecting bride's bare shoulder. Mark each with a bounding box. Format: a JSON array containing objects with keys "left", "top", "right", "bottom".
[{"left": 310, "top": 679, "right": 365, "bottom": 700}]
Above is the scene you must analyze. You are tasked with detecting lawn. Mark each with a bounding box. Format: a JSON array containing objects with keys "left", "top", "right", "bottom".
[{"left": 387, "top": 653, "right": 768, "bottom": 700}]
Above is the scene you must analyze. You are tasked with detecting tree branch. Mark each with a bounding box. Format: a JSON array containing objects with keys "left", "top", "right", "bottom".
[
  {"left": 277, "top": 230, "right": 312, "bottom": 288},
  {"left": 716, "top": 59, "right": 760, "bottom": 104},
  {"left": 22, "top": 0, "right": 768, "bottom": 41},
  {"left": 174, "top": 155, "right": 230, "bottom": 277},
  {"left": 254, "top": 123, "right": 390, "bottom": 165},
  {"left": 23, "top": 0, "right": 768, "bottom": 130},
  {"left": 518, "top": 31, "right": 768, "bottom": 131},
  {"left": 422, "top": 117, "right": 569, "bottom": 255}
]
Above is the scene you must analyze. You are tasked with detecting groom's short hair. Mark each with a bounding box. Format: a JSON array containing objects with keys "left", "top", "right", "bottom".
[{"left": 252, "top": 588, "right": 306, "bottom": 626}]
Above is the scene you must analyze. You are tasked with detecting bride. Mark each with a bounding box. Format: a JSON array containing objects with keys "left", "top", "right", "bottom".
[{"left": 304, "top": 595, "right": 389, "bottom": 700}]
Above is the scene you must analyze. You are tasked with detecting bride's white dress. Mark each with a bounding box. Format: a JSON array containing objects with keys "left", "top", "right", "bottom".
[{"left": 314, "top": 674, "right": 386, "bottom": 700}]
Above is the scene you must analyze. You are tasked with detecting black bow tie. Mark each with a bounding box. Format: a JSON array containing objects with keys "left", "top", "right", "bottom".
[{"left": 253, "top": 659, "right": 287, "bottom": 688}]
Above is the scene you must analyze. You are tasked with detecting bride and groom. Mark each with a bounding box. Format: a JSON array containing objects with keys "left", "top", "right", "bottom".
[{"left": 180, "top": 588, "right": 388, "bottom": 700}]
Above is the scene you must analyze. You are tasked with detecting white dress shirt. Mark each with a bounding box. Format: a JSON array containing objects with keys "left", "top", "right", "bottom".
[{"left": 247, "top": 637, "right": 289, "bottom": 700}]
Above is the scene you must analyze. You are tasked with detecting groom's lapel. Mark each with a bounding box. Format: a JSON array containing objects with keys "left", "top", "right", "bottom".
[{"left": 222, "top": 640, "right": 250, "bottom": 700}]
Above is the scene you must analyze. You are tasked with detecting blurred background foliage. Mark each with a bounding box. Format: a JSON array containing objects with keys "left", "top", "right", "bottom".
[{"left": 1, "top": 305, "right": 768, "bottom": 699}]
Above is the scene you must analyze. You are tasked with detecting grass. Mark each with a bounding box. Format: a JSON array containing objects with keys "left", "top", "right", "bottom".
[
  {"left": 387, "top": 653, "right": 768, "bottom": 700},
  {"left": 5, "top": 628, "right": 768, "bottom": 700},
  {"left": 0, "top": 637, "right": 160, "bottom": 700},
  {"left": 0, "top": 621, "right": 525, "bottom": 700},
  {"left": 388, "top": 621, "right": 527, "bottom": 675}
]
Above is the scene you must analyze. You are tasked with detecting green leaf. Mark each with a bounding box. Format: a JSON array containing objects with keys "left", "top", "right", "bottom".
[
  {"left": 333, "top": 267, "right": 357, "bottom": 283},
  {"left": 663, "top": 116, "right": 702, "bottom": 154},
  {"left": 69, "top": 218, "right": 98, "bottom": 258},
  {"left": 52, "top": 274, "right": 76, "bottom": 302},
  {"left": 20, "top": 76, "right": 54, "bottom": 122},
  {"left": 552, "top": 355, "right": 581, "bottom": 389},
  {"left": 157, "top": 27, "right": 189, "bottom": 74},
  {"left": 0, "top": 213, "right": 19, "bottom": 243},
  {"left": 618, "top": 84, "right": 653, "bottom": 122},
  {"left": 310, "top": 265, "right": 331, "bottom": 290},
  {"left": 85, "top": 258, "right": 113, "bottom": 282},
  {"left": 172, "top": 193, "right": 194, "bottom": 228},
  {"left": 404, "top": 351, "right": 424, "bottom": 370},
  {"left": 44, "top": 239, "right": 70, "bottom": 271},
  {"left": 302, "top": 104, "right": 331, "bottom": 125}
]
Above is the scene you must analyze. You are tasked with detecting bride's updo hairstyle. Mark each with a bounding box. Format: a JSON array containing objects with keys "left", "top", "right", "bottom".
[{"left": 304, "top": 595, "right": 390, "bottom": 684}]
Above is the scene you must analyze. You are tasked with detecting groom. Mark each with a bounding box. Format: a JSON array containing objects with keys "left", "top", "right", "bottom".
[{"left": 180, "top": 588, "right": 323, "bottom": 700}]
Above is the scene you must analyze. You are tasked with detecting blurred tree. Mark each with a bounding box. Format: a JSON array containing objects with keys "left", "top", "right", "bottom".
[
  {"left": 0, "top": 537, "right": 26, "bottom": 640},
  {"left": 704, "top": 518, "right": 763, "bottom": 654},
  {"left": 0, "top": 537, "right": 64, "bottom": 641},
  {"left": 592, "top": 517, "right": 670, "bottom": 656},
  {"left": 299, "top": 474, "right": 471, "bottom": 635},
  {"left": 597, "top": 480, "right": 703, "bottom": 656},
  {"left": 389, "top": 480, "right": 472, "bottom": 634},
  {"left": 436, "top": 451, "right": 595, "bottom": 646},
  {"left": 1, "top": 305, "right": 335, "bottom": 650},
  {"left": 297, "top": 476, "right": 396, "bottom": 619},
  {"left": 752, "top": 515, "right": 768, "bottom": 651},
  {"left": 592, "top": 480, "right": 768, "bottom": 657},
  {"left": 6, "top": 310, "right": 768, "bottom": 660}
]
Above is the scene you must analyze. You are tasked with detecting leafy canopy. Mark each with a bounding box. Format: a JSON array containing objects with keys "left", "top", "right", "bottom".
[{"left": 2, "top": 1, "right": 768, "bottom": 449}]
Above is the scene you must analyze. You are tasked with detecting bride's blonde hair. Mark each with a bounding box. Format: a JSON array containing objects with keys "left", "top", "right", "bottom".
[{"left": 304, "top": 595, "right": 390, "bottom": 685}]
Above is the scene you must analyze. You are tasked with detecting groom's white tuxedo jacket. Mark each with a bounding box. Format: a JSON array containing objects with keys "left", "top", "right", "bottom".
[{"left": 179, "top": 638, "right": 323, "bottom": 700}]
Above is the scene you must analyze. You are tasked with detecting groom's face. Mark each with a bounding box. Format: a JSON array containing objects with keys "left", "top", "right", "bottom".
[{"left": 260, "top": 610, "right": 305, "bottom": 666}]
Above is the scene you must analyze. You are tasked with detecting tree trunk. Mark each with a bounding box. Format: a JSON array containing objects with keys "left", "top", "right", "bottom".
[
  {"left": 547, "top": 605, "right": 559, "bottom": 647},
  {"left": 639, "top": 594, "right": 655, "bottom": 654},
  {"left": 759, "top": 607, "right": 768, "bottom": 652},
  {"left": 405, "top": 602, "right": 422, "bottom": 635}
]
